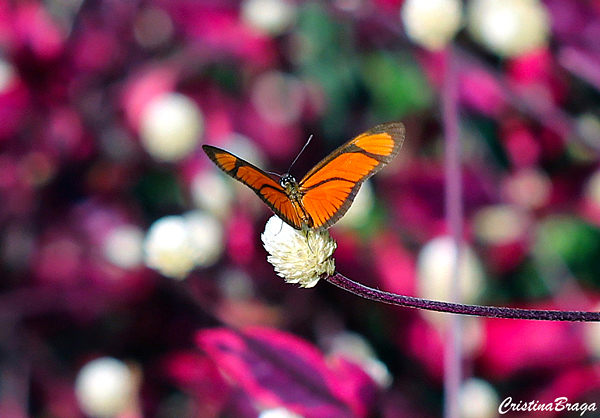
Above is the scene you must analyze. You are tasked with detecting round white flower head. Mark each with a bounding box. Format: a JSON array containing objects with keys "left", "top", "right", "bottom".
[
  {"left": 261, "top": 216, "right": 336, "bottom": 288},
  {"left": 459, "top": 378, "right": 499, "bottom": 418},
  {"left": 143, "top": 212, "right": 223, "bottom": 280},
  {"left": 104, "top": 224, "right": 145, "bottom": 269},
  {"left": 144, "top": 215, "right": 196, "bottom": 279},
  {"left": 241, "top": 0, "right": 297, "bottom": 35},
  {"left": 467, "top": 0, "right": 549, "bottom": 57},
  {"left": 140, "top": 92, "right": 203, "bottom": 162},
  {"left": 75, "top": 357, "right": 136, "bottom": 418},
  {"left": 401, "top": 0, "right": 463, "bottom": 51}
]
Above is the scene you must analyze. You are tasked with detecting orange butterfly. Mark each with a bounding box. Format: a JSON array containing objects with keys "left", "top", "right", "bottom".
[{"left": 202, "top": 122, "right": 405, "bottom": 230}]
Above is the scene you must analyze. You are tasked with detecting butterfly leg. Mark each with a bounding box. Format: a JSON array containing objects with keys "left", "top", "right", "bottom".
[{"left": 301, "top": 225, "right": 314, "bottom": 253}]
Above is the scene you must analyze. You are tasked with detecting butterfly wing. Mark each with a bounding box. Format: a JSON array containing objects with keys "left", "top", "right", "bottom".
[
  {"left": 202, "top": 145, "right": 304, "bottom": 228},
  {"left": 298, "top": 122, "right": 405, "bottom": 230}
]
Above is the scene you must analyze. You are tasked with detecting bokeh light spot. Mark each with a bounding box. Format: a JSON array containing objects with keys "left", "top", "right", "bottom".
[
  {"left": 140, "top": 92, "right": 204, "bottom": 162},
  {"left": 459, "top": 378, "right": 499, "bottom": 418},
  {"left": 75, "top": 357, "right": 137, "bottom": 418},
  {"left": 401, "top": 0, "right": 463, "bottom": 51},
  {"left": 242, "top": 0, "right": 297, "bottom": 35},
  {"left": 417, "top": 236, "right": 485, "bottom": 306},
  {"left": 468, "top": 0, "right": 550, "bottom": 57},
  {"left": 103, "top": 225, "right": 145, "bottom": 270}
]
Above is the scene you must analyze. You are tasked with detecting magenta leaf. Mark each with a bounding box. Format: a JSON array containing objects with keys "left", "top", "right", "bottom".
[{"left": 196, "top": 327, "right": 377, "bottom": 418}]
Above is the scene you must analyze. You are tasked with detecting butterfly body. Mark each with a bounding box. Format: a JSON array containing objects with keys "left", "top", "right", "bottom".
[
  {"left": 279, "top": 173, "right": 313, "bottom": 227},
  {"left": 203, "top": 122, "right": 405, "bottom": 230}
]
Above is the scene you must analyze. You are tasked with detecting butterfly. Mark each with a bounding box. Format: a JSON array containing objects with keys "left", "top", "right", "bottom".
[{"left": 202, "top": 122, "right": 405, "bottom": 231}]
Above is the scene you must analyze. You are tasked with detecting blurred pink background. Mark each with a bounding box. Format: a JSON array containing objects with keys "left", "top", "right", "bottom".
[{"left": 1, "top": 0, "right": 600, "bottom": 417}]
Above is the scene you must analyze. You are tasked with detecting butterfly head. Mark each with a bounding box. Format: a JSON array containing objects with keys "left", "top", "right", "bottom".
[{"left": 280, "top": 173, "right": 299, "bottom": 195}]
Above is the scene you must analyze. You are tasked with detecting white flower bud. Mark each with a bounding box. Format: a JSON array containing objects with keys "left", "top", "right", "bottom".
[{"left": 261, "top": 216, "right": 336, "bottom": 288}]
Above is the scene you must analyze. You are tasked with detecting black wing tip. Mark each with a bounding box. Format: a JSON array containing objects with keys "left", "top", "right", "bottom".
[
  {"left": 385, "top": 121, "right": 406, "bottom": 140},
  {"left": 202, "top": 145, "right": 220, "bottom": 164},
  {"left": 202, "top": 144, "right": 233, "bottom": 163},
  {"left": 202, "top": 144, "right": 217, "bottom": 153},
  {"left": 371, "top": 120, "right": 404, "bottom": 131},
  {"left": 364, "top": 121, "right": 405, "bottom": 162},
  {"left": 368, "top": 121, "right": 406, "bottom": 148}
]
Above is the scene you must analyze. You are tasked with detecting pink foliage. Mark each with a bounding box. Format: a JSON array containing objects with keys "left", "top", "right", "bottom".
[{"left": 197, "top": 327, "right": 378, "bottom": 418}]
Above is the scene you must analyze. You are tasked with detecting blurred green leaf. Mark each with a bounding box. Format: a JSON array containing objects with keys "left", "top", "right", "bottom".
[
  {"left": 295, "top": 4, "right": 432, "bottom": 137},
  {"left": 134, "top": 169, "right": 185, "bottom": 219},
  {"left": 360, "top": 51, "right": 433, "bottom": 121},
  {"left": 207, "top": 63, "right": 241, "bottom": 93},
  {"left": 508, "top": 260, "right": 550, "bottom": 300},
  {"left": 295, "top": 2, "right": 363, "bottom": 138},
  {"left": 536, "top": 215, "right": 600, "bottom": 287},
  {"left": 470, "top": 117, "right": 510, "bottom": 169}
]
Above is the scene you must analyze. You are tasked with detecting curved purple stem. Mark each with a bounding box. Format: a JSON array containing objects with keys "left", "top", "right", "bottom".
[{"left": 325, "top": 272, "right": 600, "bottom": 322}]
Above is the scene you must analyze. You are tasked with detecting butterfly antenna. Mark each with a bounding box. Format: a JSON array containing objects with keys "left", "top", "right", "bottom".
[
  {"left": 266, "top": 170, "right": 282, "bottom": 178},
  {"left": 287, "top": 134, "right": 313, "bottom": 173}
]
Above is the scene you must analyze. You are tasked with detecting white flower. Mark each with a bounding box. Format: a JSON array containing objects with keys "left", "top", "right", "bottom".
[
  {"left": 261, "top": 216, "right": 336, "bottom": 288},
  {"left": 75, "top": 357, "right": 137, "bottom": 418},
  {"left": 259, "top": 407, "right": 304, "bottom": 418},
  {"left": 417, "top": 236, "right": 485, "bottom": 305},
  {"left": 144, "top": 215, "right": 198, "bottom": 279},
  {"left": 467, "top": 0, "right": 550, "bottom": 57},
  {"left": 584, "top": 303, "right": 600, "bottom": 357},
  {"left": 184, "top": 211, "right": 224, "bottom": 267},
  {"left": 103, "top": 224, "right": 145, "bottom": 269},
  {"left": 140, "top": 92, "right": 203, "bottom": 162},
  {"left": 191, "top": 170, "right": 234, "bottom": 218},
  {"left": 401, "top": 0, "right": 463, "bottom": 51},
  {"left": 473, "top": 204, "right": 530, "bottom": 244},
  {"left": 143, "top": 212, "right": 223, "bottom": 279},
  {"left": 459, "top": 378, "right": 499, "bottom": 418},
  {"left": 241, "top": 0, "right": 296, "bottom": 35}
]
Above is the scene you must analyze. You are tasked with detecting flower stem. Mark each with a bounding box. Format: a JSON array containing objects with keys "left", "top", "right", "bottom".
[
  {"left": 325, "top": 272, "right": 600, "bottom": 321},
  {"left": 442, "top": 45, "right": 462, "bottom": 418}
]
